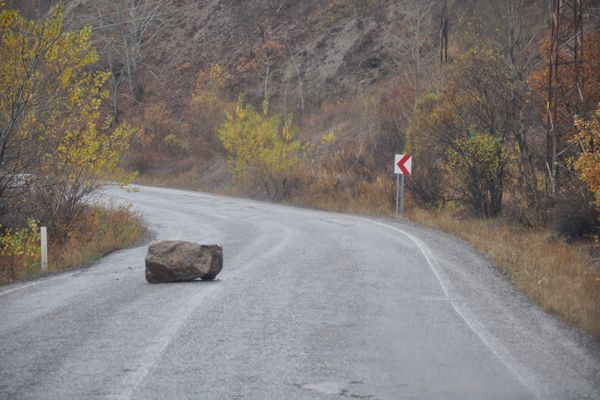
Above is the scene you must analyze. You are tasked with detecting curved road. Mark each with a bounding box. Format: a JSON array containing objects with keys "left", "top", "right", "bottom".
[{"left": 1, "top": 185, "right": 599, "bottom": 400}]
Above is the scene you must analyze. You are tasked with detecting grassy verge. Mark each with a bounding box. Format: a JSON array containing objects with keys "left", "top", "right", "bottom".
[
  {"left": 407, "top": 208, "right": 600, "bottom": 336},
  {"left": 0, "top": 206, "right": 146, "bottom": 285}
]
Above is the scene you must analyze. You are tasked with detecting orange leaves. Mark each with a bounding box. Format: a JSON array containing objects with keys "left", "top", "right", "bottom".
[
  {"left": 573, "top": 104, "right": 600, "bottom": 210},
  {"left": 236, "top": 38, "right": 285, "bottom": 75},
  {"left": 529, "top": 32, "right": 600, "bottom": 130},
  {"left": 262, "top": 39, "right": 284, "bottom": 53},
  {"left": 191, "top": 64, "right": 230, "bottom": 106}
]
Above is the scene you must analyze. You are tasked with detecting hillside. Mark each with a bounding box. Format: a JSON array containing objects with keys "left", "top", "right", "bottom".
[
  {"left": 51, "top": 0, "right": 480, "bottom": 142},
  {"left": 61, "top": 1, "right": 420, "bottom": 107}
]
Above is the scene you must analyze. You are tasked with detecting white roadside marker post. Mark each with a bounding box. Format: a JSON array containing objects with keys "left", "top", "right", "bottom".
[{"left": 40, "top": 227, "right": 48, "bottom": 272}]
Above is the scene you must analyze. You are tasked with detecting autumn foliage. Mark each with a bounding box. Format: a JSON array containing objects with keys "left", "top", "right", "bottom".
[
  {"left": 218, "top": 98, "right": 304, "bottom": 201},
  {"left": 574, "top": 104, "right": 600, "bottom": 211},
  {"left": 0, "top": 4, "right": 139, "bottom": 279}
]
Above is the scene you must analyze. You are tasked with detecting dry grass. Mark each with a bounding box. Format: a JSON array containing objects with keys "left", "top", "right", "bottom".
[
  {"left": 0, "top": 207, "right": 145, "bottom": 285},
  {"left": 135, "top": 164, "right": 206, "bottom": 190},
  {"left": 289, "top": 176, "right": 395, "bottom": 216},
  {"left": 408, "top": 207, "right": 600, "bottom": 336}
]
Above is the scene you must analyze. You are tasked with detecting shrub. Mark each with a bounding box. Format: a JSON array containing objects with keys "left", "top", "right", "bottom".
[
  {"left": 552, "top": 195, "right": 599, "bottom": 240},
  {"left": 218, "top": 98, "right": 305, "bottom": 201},
  {"left": 573, "top": 104, "right": 600, "bottom": 211},
  {"left": 444, "top": 133, "right": 509, "bottom": 217},
  {"left": 0, "top": 219, "right": 40, "bottom": 281}
]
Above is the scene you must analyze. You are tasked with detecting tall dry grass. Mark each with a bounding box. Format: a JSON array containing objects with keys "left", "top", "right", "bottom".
[
  {"left": 290, "top": 175, "right": 395, "bottom": 216},
  {"left": 0, "top": 207, "right": 145, "bottom": 285},
  {"left": 408, "top": 208, "right": 600, "bottom": 336}
]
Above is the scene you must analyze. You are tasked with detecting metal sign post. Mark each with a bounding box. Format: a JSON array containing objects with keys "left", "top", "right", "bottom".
[
  {"left": 395, "top": 174, "right": 400, "bottom": 216},
  {"left": 399, "top": 174, "right": 405, "bottom": 216},
  {"left": 394, "top": 154, "right": 412, "bottom": 217}
]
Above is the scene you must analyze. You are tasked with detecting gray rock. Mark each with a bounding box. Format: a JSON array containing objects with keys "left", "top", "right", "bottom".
[{"left": 145, "top": 241, "right": 223, "bottom": 283}]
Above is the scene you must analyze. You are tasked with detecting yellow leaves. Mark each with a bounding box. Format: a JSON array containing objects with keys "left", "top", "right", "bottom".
[
  {"left": 54, "top": 120, "right": 136, "bottom": 183},
  {"left": 443, "top": 132, "right": 509, "bottom": 216},
  {"left": 573, "top": 104, "right": 600, "bottom": 210},
  {"left": 0, "top": 219, "right": 40, "bottom": 268},
  {"left": 60, "top": 66, "right": 72, "bottom": 86},
  {"left": 0, "top": 6, "right": 18, "bottom": 29},
  {"left": 163, "top": 133, "right": 190, "bottom": 152},
  {"left": 218, "top": 97, "right": 304, "bottom": 183},
  {"left": 0, "top": 4, "right": 136, "bottom": 188},
  {"left": 191, "top": 64, "right": 230, "bottom": 106},
  {"left": 320, "top": 131, "right": 336, "bottom": 145},
  {"left": 446, "top": 133, "right": 507, "bottom": 178}
]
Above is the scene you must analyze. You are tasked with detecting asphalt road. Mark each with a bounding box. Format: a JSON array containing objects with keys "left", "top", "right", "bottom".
[{"left": 1, "top": 185, "right": 599, "bottom": 400}]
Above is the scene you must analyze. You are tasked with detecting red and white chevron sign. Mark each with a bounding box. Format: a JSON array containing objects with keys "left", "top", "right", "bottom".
[{"left": 394, "top": 154, "right": 412, "bottom": 175}]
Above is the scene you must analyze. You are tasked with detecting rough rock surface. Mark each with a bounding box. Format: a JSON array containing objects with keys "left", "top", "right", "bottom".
[{"left": 145, "top": 241, "right": 223, "bottom": 283}]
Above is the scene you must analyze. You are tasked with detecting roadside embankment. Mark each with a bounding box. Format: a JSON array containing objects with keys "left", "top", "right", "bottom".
[
  {"left": 0, "top": 206, "right": 145, "bottom": 285},
  {"left": 407, "top": 207, "right": 600, "bottom": 337}
]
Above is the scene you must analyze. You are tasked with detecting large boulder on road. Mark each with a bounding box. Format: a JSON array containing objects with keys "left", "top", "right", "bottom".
[{"left": 145, "top": 241, "right": 223, "bottom": 283}]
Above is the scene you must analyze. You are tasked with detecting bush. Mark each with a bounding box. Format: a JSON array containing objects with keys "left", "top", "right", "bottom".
[
  {"left": 0, "top": 219, "right": 40, "bottom": 282},
  {"left": 218, "top": 98, "right": 305, "bottom": 201},
  {"left": 552, "top": 195, "right": 600, "bottom": 240},
  {"left": 444, "top": 133, "right": 509, "bottom": 217}
]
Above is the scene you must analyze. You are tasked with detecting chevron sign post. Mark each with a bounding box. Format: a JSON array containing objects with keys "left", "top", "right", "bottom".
[
  {"left": 394, "top": 154, "right": 412, "bottom": 175},
  {"left": 394, "top": 154, "right": 412, "bottom": 217}
]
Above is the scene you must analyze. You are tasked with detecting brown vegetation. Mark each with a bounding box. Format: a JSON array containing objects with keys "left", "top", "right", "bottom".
[
  {"left": 408, "top": 208, "right": 600, "bottom": 336},
  {"left": 0, "top": 206, "right": 145, "bottom": 285}
]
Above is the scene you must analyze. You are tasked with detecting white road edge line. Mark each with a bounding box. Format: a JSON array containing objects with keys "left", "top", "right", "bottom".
[
  {"left": 0, "top": 273, "right": 79, "bottom": 297},
  {"left": 362, "top": 218, "right": 546, "bottom": 400}
]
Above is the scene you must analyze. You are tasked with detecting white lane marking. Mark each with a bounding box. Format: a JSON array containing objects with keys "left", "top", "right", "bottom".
[
  {"left": 110, "top": 224, "right": 294, "bottom": 400},
  {"left": 0, "top": 273, "right": 78, "bottom": 297},
  {"left": 362, "top": 218, "right": 546, "bottom": 400}
]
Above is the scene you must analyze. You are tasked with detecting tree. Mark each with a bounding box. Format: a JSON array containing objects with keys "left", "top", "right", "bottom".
[
  {"left": 254, "top": 27, "right": 285, "bottom": 102},
  {"left": 218, "top": 98, "right": 304, "bottom": 201},
  {"left": 573, "top": 103, "right": 600, "bottom": 210},
  {"left": 0, "top": 3, "right": 65, "bottom": 210},
  {"left": 529, "top": 31, "right": 600, "bottom": 196},
  {"left": 439, "top": 0, "right": 449, "bottom": 63},
  {"left": 444, "top": 133, "right": 509, "bottom": 217},
  {"left": 92, "top": 0, "right": 175, "bottom": 110},
  {"left": 286, "top": 43, "right": 307, "bottom": 114},
  {"left": 188, "top": 64, "right": 231, "bottom": 157},
  {"left": 405, "top": 93, "right": 446, "bottom": 205},
  {"left": 382, "top": 0, "right": 437, "bottom": 149},
  {"left": 487, "top": 0, "right": 546, "bottom": 207},
  {"left": 407, "top": 48, "right": 514, "bottom": 214},
  {"left": 0, "top": 3, "right": 136, "bottom": 225}
]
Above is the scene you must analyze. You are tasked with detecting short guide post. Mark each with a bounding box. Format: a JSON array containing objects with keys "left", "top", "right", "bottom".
[{"left": 41, "top": 227, "right": 48, "bottom": 272}]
